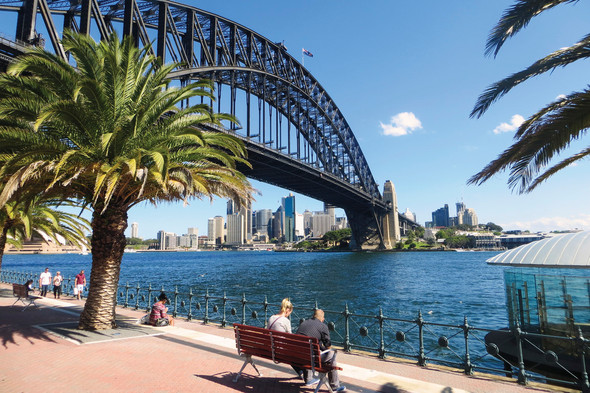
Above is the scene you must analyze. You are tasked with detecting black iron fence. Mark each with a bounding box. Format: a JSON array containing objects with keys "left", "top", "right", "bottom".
[{"left": 2, "top": 269, "right": 589, "bottom": 392}]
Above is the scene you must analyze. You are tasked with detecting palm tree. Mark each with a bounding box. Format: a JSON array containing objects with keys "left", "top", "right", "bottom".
[
  {"left": 0, "top": 31, "right": 252, "bottom": 330},
  {"left": 469, "top": 0, "right": 590, "bottom": 193},
  {"left": 0, "top": 195, "right": 90, "bottom": 270}
]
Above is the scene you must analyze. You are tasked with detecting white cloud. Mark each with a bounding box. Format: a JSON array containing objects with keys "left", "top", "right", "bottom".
[
  {"left": 503, "top": 214, "right": 590, "bottom": 232},
  {"left": 493, "top": 114, "right": 525, "bottom": 134},
  {"left": 380, "top": 112, "right": 422, "bottom": 137}
]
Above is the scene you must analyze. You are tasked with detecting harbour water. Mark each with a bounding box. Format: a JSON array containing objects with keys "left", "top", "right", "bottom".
[{"left": 2, "top": 250, "right": 509, "bottom": 330}]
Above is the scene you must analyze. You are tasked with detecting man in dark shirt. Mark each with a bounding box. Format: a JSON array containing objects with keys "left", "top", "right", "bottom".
[{"left": 296, "top": 309, "right": 346, "bottom": 392}]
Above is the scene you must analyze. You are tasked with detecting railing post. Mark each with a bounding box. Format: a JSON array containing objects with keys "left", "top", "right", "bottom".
[
  {"left": 187, "top": 288, "right": 193, "bottom": 321},
  {"left": 513, "top": 320, "right": 527, "bottom": 385},
  {"left": 577, "top": 328, "right": 590, "bottom": 392},
  {"left": 221, "top": 292, "right": 227, "bottom": 327},
  {"left": 123, "top": 282, "right": 130, "bottom": 308},
  {"left": 462, "top": 316, "right": 473, "bottom": 375},
  {"left": 146, "top": 284, "right": 153, "bottom": 312},
  {"left": 173, "top": 285, "right": 179, "bottom": 317},
  {"left": 378, "top": 307, "right": 385, "bottom": 359},
  {"left": 204, "top": 289, "right": 210, "bottom": 324},
  {"left": 344, "top": 303, "right": 351, "bottom": 352},
  {"left": 263, "top": 296, "right": 269, "bottom": 328},
  {"left": 241, "top": 293, "right": 246, "bottom": 325},
  {"left": 134, "top": 282, "right": 141, "bottom": 310},
  {"left": 417, "top": 310, "right": 426, "bottom": 366}
]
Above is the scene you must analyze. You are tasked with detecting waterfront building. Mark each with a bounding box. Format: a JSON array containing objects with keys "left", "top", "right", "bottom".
[
  {"left": 432, "top": 204, "right": 450, "bottom": 227},
  {"left": 295, "top": 212, "right": 304, "bottom": 240},
  {"left": 272, "top": 206, "right": 283, "bottom": 240},
  {"left": 131, "top": 222, "right": 139, "bottom": 239},
  {"left": 463, "top": 208, "right": 478, "bottom": 226},
  {"left": 303, "top": 210, "right": 313, "bottom": 235},
  {"left": 456, "top": 202, "right": 466, "bottom": 225},
  {"left": 498, "top": 233, "right": 546, "bottom": 249},
  {"left": 383, "top": 180, "right": 401, "bottom": 247},
  {"left": 282, "top": 194, "right": 296, "bottom": 242},
  {"left": 254, "top": 209, "right": 273, "bottom": 238},
  {"left": 210, "top": 216, "right": 224, "bottom": 246},
  {"left": 226, "top": 213, "right": 244, "bottom": 245},
  {"left": 157, "top": 230, "right": 166, "bottom": 250},
  {"left": 311, "top": 211, "right": 332, "bottom": 237},
  {"left": 165, "top": 233, "right": 178, "bottom": 250}
]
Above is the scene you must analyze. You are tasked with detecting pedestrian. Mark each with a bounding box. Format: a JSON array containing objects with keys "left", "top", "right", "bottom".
[
  {"left": 296, "top": 309, "right": 346, "bottom": 392},
  {"left": 74, "top": 269, "right": 86, "bottom": 300},
  {"left": 53, "top": 271, "right": 63, "bottom": 299},
  {"left": 268, "top": 298, "right": 293, "bottom": 333},
  {"left": 39, "top": 267, "right": 52, "bottom": 297}
]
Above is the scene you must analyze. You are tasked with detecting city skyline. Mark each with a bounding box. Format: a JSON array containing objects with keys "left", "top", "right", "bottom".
[{"left": 2, "top": 2, "right": 586, "bottom": 238}]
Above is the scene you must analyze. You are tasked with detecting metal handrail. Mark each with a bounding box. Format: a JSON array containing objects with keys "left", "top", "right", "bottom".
[{"left": 2, "top": 269, "right": 589, "bottom": 392}]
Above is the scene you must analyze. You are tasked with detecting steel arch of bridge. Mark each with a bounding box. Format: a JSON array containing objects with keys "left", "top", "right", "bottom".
[{"left": 0, "top": 0, "right": 420, "bottom": 248}]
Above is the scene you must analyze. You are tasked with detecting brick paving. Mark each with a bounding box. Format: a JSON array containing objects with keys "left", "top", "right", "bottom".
[{"left": 0, "top": 283, "right": 576, "bottom": 393}]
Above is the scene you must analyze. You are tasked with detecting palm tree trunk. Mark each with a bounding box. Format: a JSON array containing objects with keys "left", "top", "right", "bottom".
[{"left": 78, "top": 204, "right": 128, "bottom": 330}]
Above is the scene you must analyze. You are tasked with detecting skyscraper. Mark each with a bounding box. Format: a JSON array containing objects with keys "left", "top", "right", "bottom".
[
  {"left": 432, "top": 204, "right": 450, "bottom": 227},
  {"left": 131, "top": 222, "right": 139, "bottom": 239},
  {"left": 282, "top": 194, "right": 296, "bottom": 242}
]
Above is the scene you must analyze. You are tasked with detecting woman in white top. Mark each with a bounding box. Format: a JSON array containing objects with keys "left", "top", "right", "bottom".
[{"left": 268, "top": 298, "right": 293, "bottom": 333}]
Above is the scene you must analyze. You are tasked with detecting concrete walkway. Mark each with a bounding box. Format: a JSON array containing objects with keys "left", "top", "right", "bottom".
[{"left": 0, "top": 283, "right": 575, "bottom": 393}]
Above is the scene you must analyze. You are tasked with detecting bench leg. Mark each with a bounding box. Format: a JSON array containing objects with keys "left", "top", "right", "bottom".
[
  {"left": 314, "top": 373, "right": 333, "bottom": 393},
  {"left": 233, "top": 354, "right": 262, "bottom": 382},
  {"left": 21, "top": 300, "right": 38, "bottom": 311}
]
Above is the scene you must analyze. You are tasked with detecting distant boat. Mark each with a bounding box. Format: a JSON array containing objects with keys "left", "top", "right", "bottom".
[{"left": 124, "top": 248, "right": 137, "bottom": 253}]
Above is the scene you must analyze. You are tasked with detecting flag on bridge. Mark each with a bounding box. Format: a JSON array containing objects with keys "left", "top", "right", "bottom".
[{"left": 302, "top": 48, "right": 314, "bottom": 57}]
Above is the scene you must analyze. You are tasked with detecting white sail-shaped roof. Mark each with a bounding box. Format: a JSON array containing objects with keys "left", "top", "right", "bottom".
[{"left": 487, "top": 231, "right": 590, "bottom": 268}]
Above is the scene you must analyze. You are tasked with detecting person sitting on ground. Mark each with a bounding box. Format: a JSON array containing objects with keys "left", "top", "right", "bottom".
[
  {"left": 268, "top": 298, "right": 293, "bottom": 333},
  {"left": 149, "top": 292, "right": 174, "bottom": 326},
  {"left": 296, "top": 309, "right": 346, "bottom": 392}
]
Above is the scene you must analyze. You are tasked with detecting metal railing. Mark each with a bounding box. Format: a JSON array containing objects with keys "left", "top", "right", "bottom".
[{"left": 2, "top": 269, "right": 589, "bottom": 392}]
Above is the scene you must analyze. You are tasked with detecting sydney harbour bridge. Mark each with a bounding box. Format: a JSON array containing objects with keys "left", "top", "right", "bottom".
[{"left": 0, "top": 0, "right": 419, "bottom": 249}]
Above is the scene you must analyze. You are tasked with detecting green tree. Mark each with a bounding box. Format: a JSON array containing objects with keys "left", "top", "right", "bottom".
[
  {"left": 0, "top": 196, "right": 89, "bottom": 269},
  {"left": 484, "top": 222, "right": 503, "bottom": 232},
  {"left": 0, "top": 32, "right": 251, "bottom": 330},
  {"left": 470, "top": 0, "right": 590, "bottom": 193}
]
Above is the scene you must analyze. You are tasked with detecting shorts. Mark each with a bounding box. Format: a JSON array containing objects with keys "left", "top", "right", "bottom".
[{"left": 74, "top": 284, "right": 84, "bottom": 295}]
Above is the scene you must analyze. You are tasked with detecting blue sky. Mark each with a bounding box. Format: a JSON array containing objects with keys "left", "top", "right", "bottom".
[{"left": 3, "top": 1, "right": 590, "bottom": 239}]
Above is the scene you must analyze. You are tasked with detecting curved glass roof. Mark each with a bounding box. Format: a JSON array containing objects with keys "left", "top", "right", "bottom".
[{"left": 487, "top": 231, "right": 590, "bottom": 268}]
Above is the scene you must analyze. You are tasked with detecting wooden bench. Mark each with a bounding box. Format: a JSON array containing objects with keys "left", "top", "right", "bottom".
[
  {"left": 11, "top": 283, "right": 40, "bottom": 311},
  {"left": 233, "top": 323, "right": 342, "bottom": 392}
]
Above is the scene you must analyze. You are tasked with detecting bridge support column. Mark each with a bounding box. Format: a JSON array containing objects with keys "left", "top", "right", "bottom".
[
  {"left": 382, "top": 180, "right": 400, "bottom": 248},
  {"left": 345, "top": 207, "right": 386, "bottom": 251}
]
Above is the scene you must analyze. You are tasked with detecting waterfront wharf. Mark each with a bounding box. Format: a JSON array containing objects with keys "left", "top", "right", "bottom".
[{"left": 0, "top": 282, "right": 575, "bottom": 393}]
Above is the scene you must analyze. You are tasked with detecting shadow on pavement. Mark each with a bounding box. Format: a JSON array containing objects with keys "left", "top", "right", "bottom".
[{"left": 197, "top": 372, "right": 311, "bottom": 392}]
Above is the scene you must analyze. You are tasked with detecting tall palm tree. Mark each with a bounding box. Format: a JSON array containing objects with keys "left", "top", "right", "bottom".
[
  {"left": 469, "top": 0, "right": 590, "bottom": 193},
  {"left": 0, "top": 195, "right": 90, "bottom": 270},
  {"left": 0, "top": 31, "right": 252, "bottom": 330}
]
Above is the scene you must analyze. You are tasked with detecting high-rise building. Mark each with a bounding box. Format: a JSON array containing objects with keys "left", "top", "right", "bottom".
[
  {"left": 463, "top": 208, "right": 479, "bottom": 226},
  {"left": 311, "top": 212, "right": 331, "bottom": 237},
  {"left": 131, "top": 222, "right": 139, "bottom": 238},
  {"left": 255, "top": 209, "right": 273, "bottom": 237},
  {"left": 211, "top": 216, "right": 224, "bottom": 245},
  {"left": 282, "top": 194, "right": 296, "bottom": 242},
  {"left": 226, "top": 213, "right": 244, "bottom": 245},
  {"left": 383, "top": 180, "right": 400, "bottom": 247},
  {"left": 157, "top": 230, "right": 166, "bottom": 250},
  {"left": 432, "top": 204, "right": 450, "bottom": 227},
  {"left": 456, "top": 202, "right": 466, "bottom": 225}
]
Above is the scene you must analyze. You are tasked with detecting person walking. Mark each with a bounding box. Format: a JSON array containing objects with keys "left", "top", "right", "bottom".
[
  {"left": 296, "top": 309, "right": 346, "bottom": 392},
  {"left": 39, "top": 267, "right": 52, "bottom": 297},
  {"left": 74, "top": 270, "right": 86, "bottom": 300},
  {"left": 53, "top": 271, "right": 63, "bottom": 299}
]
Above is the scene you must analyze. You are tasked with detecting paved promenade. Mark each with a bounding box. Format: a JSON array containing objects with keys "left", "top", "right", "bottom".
[{"left": 0, "top": 283, "right": 576, "bottom": 393}]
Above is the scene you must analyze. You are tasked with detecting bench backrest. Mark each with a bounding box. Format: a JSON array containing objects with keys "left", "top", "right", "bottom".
[
  {"left": 234, "top": 323, "right": 323, "bottom": 370},
  {"left": 13, "top": 283, "right": 28, "bottom": 298}
]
